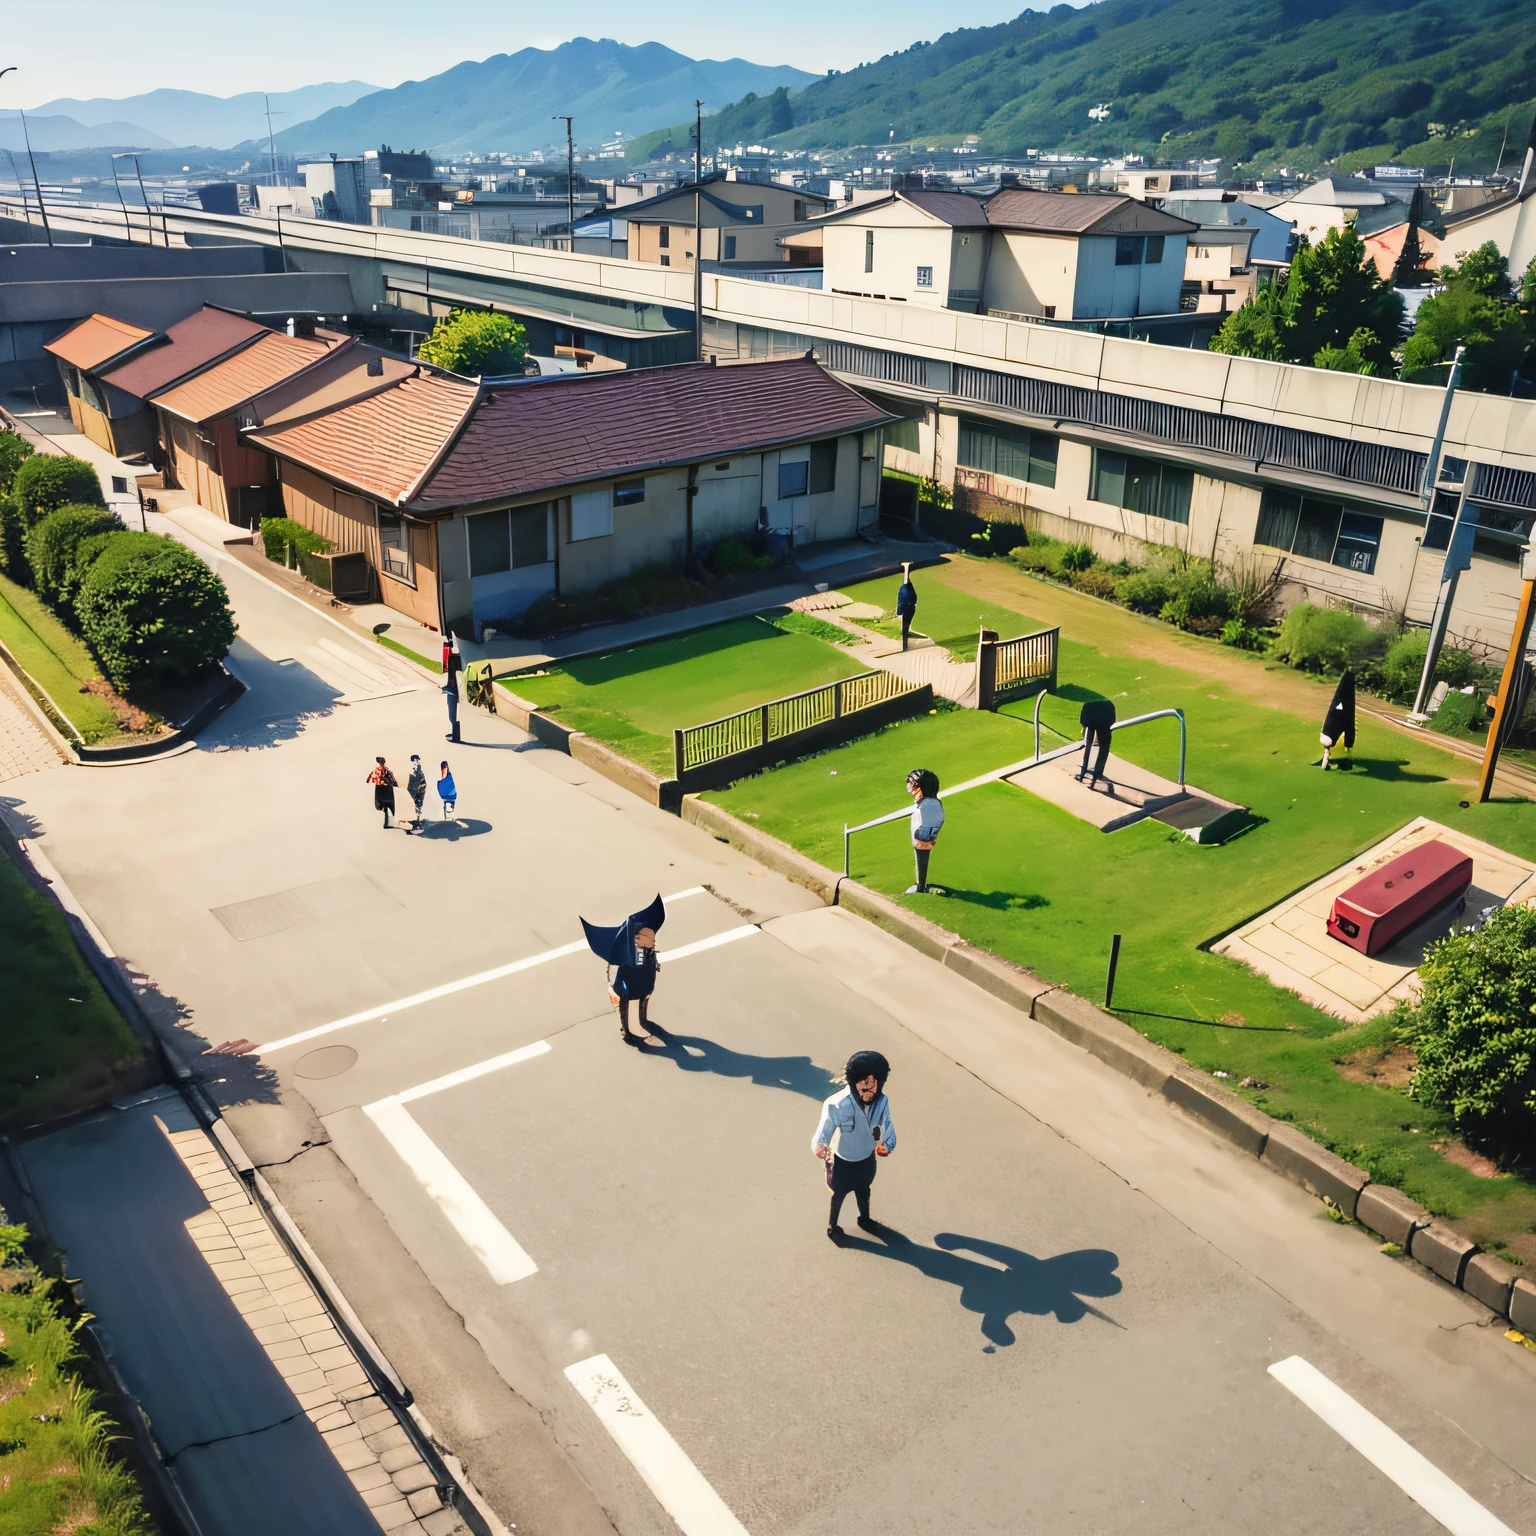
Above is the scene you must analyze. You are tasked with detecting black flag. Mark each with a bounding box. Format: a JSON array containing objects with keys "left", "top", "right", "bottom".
[{"left": 1321, "top": 670, "right": 1356, "bottom": 750}]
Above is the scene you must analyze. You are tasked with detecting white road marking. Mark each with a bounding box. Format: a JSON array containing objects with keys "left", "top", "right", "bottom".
[
  {"left": 659, "top": 925, "right": 760, "bottom": 963},
  {"left": 394, "top": 1040, "right": 553, "bottom": 1104},
  {"left": 565, "top": 1354, "right": 750, "bottom": 1536},
  {"left": 1269, "top": 1356, "right": 1518, "bottom": 1536},
  {"left": 254, "top": 886, "right": 714, "bottom": 1053},
  {"left": 363, "top": 1098, "right": 538, "bottom": 1284}
]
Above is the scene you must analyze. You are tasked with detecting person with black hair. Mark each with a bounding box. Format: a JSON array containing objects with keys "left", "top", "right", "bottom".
[
  {"left": 1076, "top": 698, "right": 1116, "bottom": 789},
  {"left": 906, "top": 767, "right": 944, "bottom": 894},
  {"left": 813, "top": 1050, "right": 896, "bottom": 1242},
  {"left": 895, "top": 564, "right": 918, "bottom": 651}
]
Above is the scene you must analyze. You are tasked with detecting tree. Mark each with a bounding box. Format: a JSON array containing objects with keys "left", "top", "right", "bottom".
[
  {"left": 12, "top": 454, "right": 104, "bottom": 533},
  {"left": 417, "top": 310, "right": 529, "bottom": 376},
  {"left": 1401, "top": 242, "right": 1534, "bottom": 394},
  {"left": 75, "top": 532, "right": 236, "bottom": 691},
  {"left": 24, "top": 505, "right": 123, "bottom": 610},
  {"left": 1210, "top": 229, "right": 1402, "bottom": 374},
  {"left": 0, "top": 432, "right": 34, "bottom": 496},
  {"left": 1405, "top": 904, "right": 1536, "bottom": 1168}
]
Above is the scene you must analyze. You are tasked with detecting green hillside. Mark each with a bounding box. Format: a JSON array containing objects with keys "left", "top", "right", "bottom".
[{"left": 640, "top": 0, "right": 1535, "bottom": 177}]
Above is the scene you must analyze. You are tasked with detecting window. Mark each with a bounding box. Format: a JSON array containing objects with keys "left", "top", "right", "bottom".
[
  {"left": 779, "top": 458, "right": 810, "bottom": 499},
  {"left": 570, "top": 489, "right": 612, "bottom": 541},
  {"left": 613, "top": 479, "right": 646, "bottom": 506},
  {"left": 958, "top": 418, "right": 1059, "bottom": 489},
  {"left": 660, "top": 254, "right": 670, "bottom": 267},
  {"left": 809, "top": 440, "right": 837, "bottom": 494},
  {"left": 1043, "top": 305, "right": 1056, "bottom": 319},
  {"left": 1115, "top": 235, "right": 1144, "bottom": 266},
  {"left": 1145, "top": 235, "right": 1165, "bottom": 264},
  {"left": 1091, "top": 450, "right": 1192, "bottom": 524},
  {"left": 1422, "top": 489, "right": 1457, "bottom": 551},
  {"left": 916, "top": 265, "right": 934, "bottom": 287},
  {"left": 886, "top": 416, "right": 921, "bottom": 453},
  {"left": 865, "top": 229, "right": 874, "bottom": 273},
  {"left": 794, "top": 199, "right": 806, "bottom": 221},
  {"left": 111, "top": 475, "right": 128, "bottom": 495},
  {"left": 659, "top": 226, "right": 670, "bottom": 249},
  {"left": 511, "top": 505, "right": 550, "bottom": 568},
  {"left": 742, "top": 205, "right": 763, "bottom": 222},
  {"left": 467, "top": 509, "right": 511, "bottom": 576},
  {"left": 723, "top": 234, "right": 737, "bottom": 260},
  {"left": 378, "top": 508, "right": 412, "bottom": 583},
  {"left": 1254, "top": 487, "right": 1383, "bottom": 575}
]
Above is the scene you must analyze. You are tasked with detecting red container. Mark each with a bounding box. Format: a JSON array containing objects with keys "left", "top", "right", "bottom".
[{"left": 1326, "top": 840, "right": 1472, "bottom": 957}]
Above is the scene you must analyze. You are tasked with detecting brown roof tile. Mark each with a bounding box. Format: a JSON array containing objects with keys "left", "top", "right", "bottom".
[
  {"left": 153, "top": 331, "right": 334, "bottom": 425},
  {"left": 247, "top": 369, "right": 480, "bottom": 505},
  {"left": 44, "top": 313, "right": 155, "bottom": 372},
  {"left": 900, "top": 190, "right": 993, "bottom": 228},
  {"left": 100, "top": 304, "right": 268, "bottom": 400},
  {"left": 411, "top": 356, "right": 896, "bottom": 513},
  {"left": 984, "top": 188, "right": 1199, "bottom": 236}
]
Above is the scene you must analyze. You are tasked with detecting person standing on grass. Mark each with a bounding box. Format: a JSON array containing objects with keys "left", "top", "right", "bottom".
[
  {"left": 814, "top": 1050, "right": 896, "bottom": 1243},
  {"left": 896, "top": 563, "right": 918, "bottom": 652},
  {"left": 406, "top": 755, "right": 427, "bottom": 830},
  {"left": 906, "top": 767, "right": 944, "bottom": 895},
  {"left": 436, "top": 759, "right": 457, "bottom": 820},
  {"left": 366, "top": 757, "right": 398, "bottom": 829}
]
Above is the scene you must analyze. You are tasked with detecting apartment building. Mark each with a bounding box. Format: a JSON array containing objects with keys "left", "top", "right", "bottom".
[{"left": 624, "top": 176, "right": 835, "bottom": 270}]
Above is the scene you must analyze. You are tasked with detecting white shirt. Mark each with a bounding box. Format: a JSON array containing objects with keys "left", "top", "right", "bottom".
[{"left": 911, "top": 796, "right": 945, "bottom": 845}]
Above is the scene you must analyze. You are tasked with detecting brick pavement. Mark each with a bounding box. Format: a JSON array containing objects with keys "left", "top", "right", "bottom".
[{"left": 0, "top": 669, "right": 67, "bottom": 782}]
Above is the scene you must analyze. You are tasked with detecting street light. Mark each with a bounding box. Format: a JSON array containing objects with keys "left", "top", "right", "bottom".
[
  {"left": 108, "top": 153, "right": 135, "bottom": 242},
  {"left": 113, "top": 151, "right": 163, "bottom": 247},
  {"left": 0, "top": 67, "right": 53, "bottom": 246}
]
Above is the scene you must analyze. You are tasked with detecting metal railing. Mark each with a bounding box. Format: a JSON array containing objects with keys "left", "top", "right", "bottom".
[
  {"left": 675, "top": 669, "right": 915, "bottom": 777},
  {"left": 842, "top": 704, "right": 1186, "bottom": 876}
]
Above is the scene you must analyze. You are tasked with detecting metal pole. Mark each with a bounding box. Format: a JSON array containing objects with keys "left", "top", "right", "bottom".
[
  {"left": 0, "top": 66, "right": 57, "bottom": 249},
  {"left": 265, "top": 92, "right": 280, "bottom": 188},
  {"left": 1476, "top": 563, "right": 1536, "bottom": 803},
  {"left": 1412, "top": 475, "right": 1475, "bottom": 717},
  {"left": 128, "top": 154, "right": 161, "bottom": 248},
  {"left": 110, "top": 156, "right": 132, "bottom": 241},
  {"left": 843, "top": 824, "right": 851, "bottom": 878},
  {"left": 551, "top": 116, "right": 573, "bottom": 245},
  {"left": 1175, "top": 707, "right": 1186, "bottom": 786},
  {"left": 1105, "top": 934, "right": 1122, "bottom": 1009},
  {"left": 1417, "top": 345, "right": 1465, "bottom": 514},
  {"left": 694, "top": 98, "right": 704, "bottom": 361}
]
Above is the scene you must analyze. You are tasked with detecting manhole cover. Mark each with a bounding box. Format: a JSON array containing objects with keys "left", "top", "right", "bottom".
[{"left": 294, "top": 1045, "right": 358, "bottom": 1079}]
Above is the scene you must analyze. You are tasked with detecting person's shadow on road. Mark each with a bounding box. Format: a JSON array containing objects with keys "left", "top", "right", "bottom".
[
  {"left": 838, "top": 1226, "right": 1123, "bottom": 1347},
  {"left": 643, "top": 1031, "right": 836, "bottom": 1102}
]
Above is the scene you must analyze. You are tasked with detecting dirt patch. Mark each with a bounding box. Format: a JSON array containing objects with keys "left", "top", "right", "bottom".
[
  {"left": 1334, "top": 1042, "right": 1417, "bottom": 1090},
  {"left": 1431, "top": 1140, "right": 1504, "bottom": 1179},
  {"left": 78, "top": 677, "right": 159, "bottom": 735}
]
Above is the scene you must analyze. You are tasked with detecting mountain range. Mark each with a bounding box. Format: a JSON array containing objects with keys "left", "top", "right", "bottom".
[
  {"left": 657, "top": 0, "right": 1534, "bottom": 177},
  {"left": 0, "top": 113, "right": 172, "bottom": 153},
  {"left": 28, "top": 83, "right": 380, "bottom": 152},
  {"left": 264, "top": 39, "right": 817, "bottom": 155}
]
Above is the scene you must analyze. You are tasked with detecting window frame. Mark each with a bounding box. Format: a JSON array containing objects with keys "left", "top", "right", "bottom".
[
  {"left": 1115, "top": 235, "right": 1144, "bottom": 266},
  {"left": 612, "top": 479, "right": 646, "bottom": 507},
  {"left": 510, "top": 504, "right": 551, "bottom": 569},
  {"left": 569, "top": 489, "right": 613, "bottom": 542},
  {"left": 723, "top": 234, "right": 737, "bottom": 260},
  {"left": 658, "top": 225, "right": 670, "bottom": 249},
  {"left": 778, "top": 458, "right": 810, "bottom": 499},
  {"left": 1090, "top": 448, "right": 1190, "bottom": 525},
  {"left": 916, "top": 265, "right": 934, "bottom": 288},
  {"left": 1145, "top": 234, "right": 1165, "bottom": 264},
  {"left": 865, "top": 229, "right": 874, "bottom": 273},
  {"left": 1254, "top": 486, "right": 1383, "bottom": 575},
  {"left": 958, "top": 417, "right": 1058, "bottom": 490},
  {"left": 377, "top": 506, "right": 414, "bottom": 585},
  {"left": 809, "top": 439, "right": 837, "bottom": 495},
  {"left": 467, "top": 508, "right": 511, "bottom": 577}
]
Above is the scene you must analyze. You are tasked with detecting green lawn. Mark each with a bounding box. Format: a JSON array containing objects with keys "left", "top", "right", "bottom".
[
  {"left": 842, "top": 570, "right": 1046, "bottom": 661},
  {"left": 504, "top": 615, "right": 868, "bottom": 775},
  {"left": 0, "top": 853, "right": 144, "bottom": 1126},
  {"left": 707, "top": 563, "right": 1536, "bottom": 1256},
  {"left": 0, "top": 573, "right": 118, "bottom": 744}
]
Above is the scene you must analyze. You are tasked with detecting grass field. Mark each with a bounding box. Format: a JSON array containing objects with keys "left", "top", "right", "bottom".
[
  {"left": 707, "top": 560, "right": 1536, "bottom": 1257},
  {"left": 504, "top": 615, "right": 867, "bottom": 775},
  {"left": 0, "top": 852, "right": 144, "bottom": 1126},
  {"left": 0, "top": 573, "right": 119, "bottom": 744}
]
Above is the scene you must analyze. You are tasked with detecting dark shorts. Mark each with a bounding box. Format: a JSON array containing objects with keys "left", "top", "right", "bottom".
[
  {"left": 374, "top": 786, "right": 396, "bottom": 811},
  {"left": 830, "top": 1153, "right": 876, "bottom": 1195},
  {"left": 612, "top": 965, "right": 655, "bottom": 1001}
]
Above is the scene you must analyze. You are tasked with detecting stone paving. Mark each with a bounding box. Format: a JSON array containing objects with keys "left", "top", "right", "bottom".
[{"left": 0, "top": 670, "right": 66, "bottom": 783}]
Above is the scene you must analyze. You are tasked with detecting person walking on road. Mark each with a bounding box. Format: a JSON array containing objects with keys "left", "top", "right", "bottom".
[
  {"left": 406, "top": 755, "right": 427, "bottom": 830},
  {"left": 366, "top": 757, "right": 398, "bottom": 829},
  {"left": 906, "top": 767, "right": 945, "bottom": 895},
  {"left": 436, "top": 759, "right": 457, "bottom": 820},
  {"left": 814, "top": 1050, "right": 896, "bottom": 1243},
  {"left": 895, "top": 563, "right": 918, "bottom": 652},
  {"left": 581, "top": 894, "right": 666, "bottom": 1047}
]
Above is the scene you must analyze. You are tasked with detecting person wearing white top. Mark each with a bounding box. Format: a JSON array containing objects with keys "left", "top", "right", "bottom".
[{"left": 906, "top": 767, "right": 945, "bottom": 894}]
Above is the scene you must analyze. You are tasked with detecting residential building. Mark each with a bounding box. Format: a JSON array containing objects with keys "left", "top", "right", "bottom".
[
  {"left": 1160, "top": 196, "right": 1295, "bottom": 264},
  {"left": 1180, "top": 225, "right": 1259, "bottom": 313},
  {"left": 1267, "top": 177, "right": 1405, "bottom": 248},
  {"left": 1114, "top": 168, "right": 1202, "bottom": 199},
  {"left": 242, "top": 355, "right": 892, "bottom": 636},
  {"left": 300, "top": 158, "right": 368, "bottom": 224},
  {"left": 1437, "top": 131, "right": 1536, "bottom": 272},
  {"left": 624, "top": 176, "right": 835, "bottom": 270},
  {"left": 43, "top": 313, "right": 158, "bottom": 456}
]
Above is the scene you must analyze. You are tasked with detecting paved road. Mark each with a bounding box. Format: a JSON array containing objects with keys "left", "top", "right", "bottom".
[{"left": 8, "top": 536, "right": 1536, "bottom": 1535}]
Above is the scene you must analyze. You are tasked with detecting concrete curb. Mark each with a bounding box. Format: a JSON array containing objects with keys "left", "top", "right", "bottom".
[{"left": 668, "top": 790, "right": 1526, "bottom": 1327}]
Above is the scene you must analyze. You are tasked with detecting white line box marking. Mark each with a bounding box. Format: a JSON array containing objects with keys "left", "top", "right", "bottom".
[
  {"left": 1268, "top": 1356, "right": 1518, "bottom": 1536},
  {"left": 565, "top": 1354, "right": 750, "bottom": 1536}
]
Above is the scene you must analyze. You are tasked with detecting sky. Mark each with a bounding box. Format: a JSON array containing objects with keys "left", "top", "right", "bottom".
[{"left": 0, "top": 0, "right": 1051, "bottom": 106}]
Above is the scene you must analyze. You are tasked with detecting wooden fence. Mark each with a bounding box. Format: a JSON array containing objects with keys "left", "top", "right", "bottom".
[
  {"left": 977, "top": 626, "right": 1058, "bottom": 709},
  {"left": 674, "top": 670, "right": 925, "bottom": 785}
]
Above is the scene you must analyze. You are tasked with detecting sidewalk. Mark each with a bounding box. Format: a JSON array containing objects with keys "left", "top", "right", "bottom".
[{"left": 16, "top": 1088, "right": 471, "bottom": 1536}]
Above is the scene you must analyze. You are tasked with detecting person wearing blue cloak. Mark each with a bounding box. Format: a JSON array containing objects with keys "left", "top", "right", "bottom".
[
  {"left": 895, "top": 563, "right": 918, "bottom": 652},
  {"left": 582, "top": 893, "right": 666, "bottom": 1047}
]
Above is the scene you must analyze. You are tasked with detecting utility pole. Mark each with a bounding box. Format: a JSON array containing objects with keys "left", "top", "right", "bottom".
[
  {"left": 694, "top": 98, "right": 704, "bottom": 361},
  {"left": 0, "top": 69, "right": 52, "bottom": 246},
  {"left": 120, "top": 152, "right": 163, "bottom": 248},
  {"left": 551, "top": 115, "right": 574, "bottom": 244},
  {"left": 1410, "top": 467, "right": 1477, "bottom": 719},
  {"left": 264, "top": 93, "right": 280, "bottom": 188},
  {"left": 1477, "top": 545, "right": 1536, "bottom": 802}
]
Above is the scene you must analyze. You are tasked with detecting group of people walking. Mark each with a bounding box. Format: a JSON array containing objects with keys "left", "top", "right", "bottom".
[{"left": 365, "top": 755, "right": 458, "bottom": 830}]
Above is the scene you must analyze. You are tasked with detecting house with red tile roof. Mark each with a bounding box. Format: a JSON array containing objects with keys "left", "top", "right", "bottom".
[{"left": 244, "top": 354, "right": 894, "bottom": 637}]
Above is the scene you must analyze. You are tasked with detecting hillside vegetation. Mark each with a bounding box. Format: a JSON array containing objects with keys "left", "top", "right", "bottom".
[{"left": 650, "top": 0, "right": 1534, "bottom": 177}]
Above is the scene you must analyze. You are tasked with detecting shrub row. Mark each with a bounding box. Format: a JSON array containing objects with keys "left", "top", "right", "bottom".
[
  {"left": 6, "top": 454, "right": 236, "bottom": 692},
  {"left": 259, "top": 515, "right": 333, "bottom": 563}
]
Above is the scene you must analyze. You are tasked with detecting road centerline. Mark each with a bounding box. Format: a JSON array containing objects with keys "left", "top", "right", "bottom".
[{"left": 1268, "top": 1356, "right": 1518, "bottom": 1536}]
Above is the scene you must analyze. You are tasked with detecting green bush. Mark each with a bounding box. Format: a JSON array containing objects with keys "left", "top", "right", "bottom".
[
  {"left": 75, "top": 532, "right": 236, "bottom": 690},
  {"left": 0, "top": 431, "right": 35, "bottom": 495},
  {"left": 1405, "top": 905, "right": 1536, "bottom": 1167},
  {"left": 417, "top": 308, "right": 529, "bottom": 375},
  {"left": 1159, "top": 569, "right": 1232, "bottom": 633},
  {"left": 1270, "top": 602, "right": 1382, "bottom": 672},
  {"left": 1068, "top": 566, "right": 1120, "bottom": 600},
  {"left": 24, "top": 505, "right": 123, "bottom": 609},
  {"left": 1059, "top": 540, "right": 1096, "bottom": 573},
  {"left": 12, "top": 455, "right": 103, "bottom": 538},
  {"left": 1377, "top": 629, "right": 1487, "bottom": 704},
  {"left": 0, "top": 494, "right": 26, "bottom": 581},
  {"left": 707, "top": 539, "right": 754, "bottom": 575},
  {"left": 1115, "top": 568, "right": 1175, "bottom": 614},
  {"left": 1220, "top": 618, "right": 1262, "bottom": 650},
  {"left": 259, "top": 516, "right": 332, "bottom": 563}
]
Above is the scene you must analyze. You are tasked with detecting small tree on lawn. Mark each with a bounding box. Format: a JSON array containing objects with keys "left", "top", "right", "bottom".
[
  {"left": 1406, "top": 904, "right": 1536, "bottom": 1169},
  {"left": 417, "top": 309, "right": 529, "bottom": 376},
  {"left": 75, "top": 532, "right": 236, "bottom": 691},
  {"left": 25, "top": 505, "right": 123, "bottom": 610}
]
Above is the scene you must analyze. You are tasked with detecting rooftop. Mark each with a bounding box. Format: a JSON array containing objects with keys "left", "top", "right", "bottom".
[
  {"left": 100, "top": 304, "right": 269, "bottom": 400},
  {"left": 43, "top": 312, "right": 155, "bottom": 373},
  {"left": 983, "top": 188, "right": 1198, "bottom": 236},
  {"left": 152, "top": 330, "right": 336, "bottom": 425}
]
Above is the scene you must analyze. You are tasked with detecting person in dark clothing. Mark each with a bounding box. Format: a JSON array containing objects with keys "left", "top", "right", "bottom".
[
  {"left": 406, "top": 755, "right": 427, "bottom": 829},
  {"left": 366, "top": 757, "right": 398, "bottom": 828},
  {"left": 813, "top": 1049, "right": 896, "bottom": 1242},
  {"left": 895, "top": 564, "right": 918, "bottom": 652},
  {"left": 1076, "top": 699, "right": 1117, "bottom": 788},
  {"left": 582, "top": 894, "right": 666, "bottom": 1046},
  {"left": 1320, "top": 670, "right": 1356, "bottom": 770}
]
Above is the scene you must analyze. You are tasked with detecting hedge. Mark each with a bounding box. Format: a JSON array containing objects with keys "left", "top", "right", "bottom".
[
  {"left": 75, "top": 532, "right": 236, "bottom": 689},
  {"left": 259, "top": 515, "right": 332, "bottom": 563},
  {"left": 12, "top": 454, "right": 103, "bottom": 531},
  {"left": 25, "top": 504, "right": 123, "bottom": 610}
]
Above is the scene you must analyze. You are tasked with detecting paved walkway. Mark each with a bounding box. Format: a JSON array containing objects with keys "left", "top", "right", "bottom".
[{"left": 0, "top": 669, "right": 67, "bottom": 782}]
